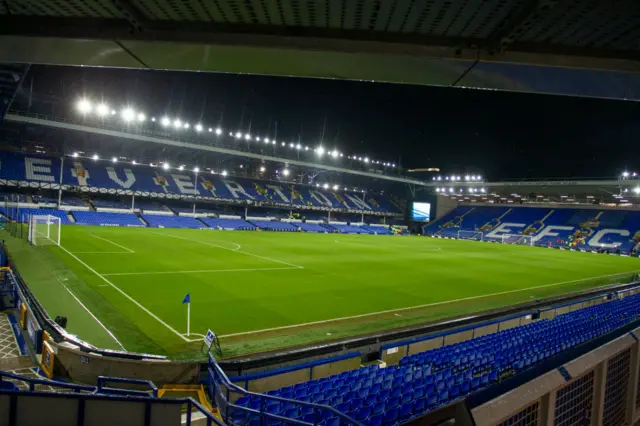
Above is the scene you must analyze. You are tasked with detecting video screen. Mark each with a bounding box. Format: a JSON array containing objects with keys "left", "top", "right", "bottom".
[{"left": 411, "top": 202, "right": 431, "bottom": 222}]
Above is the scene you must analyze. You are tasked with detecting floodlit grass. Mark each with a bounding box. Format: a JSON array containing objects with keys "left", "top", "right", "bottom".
[{"left": 4, "top": 226, "right": 640, "bottom": 359}]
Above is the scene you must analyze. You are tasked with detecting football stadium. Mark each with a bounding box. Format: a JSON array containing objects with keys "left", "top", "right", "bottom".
[{"left": 2, "top": 2, "right": 640, "bottom": 426}]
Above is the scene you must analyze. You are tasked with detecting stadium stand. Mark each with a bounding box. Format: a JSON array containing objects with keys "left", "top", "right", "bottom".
[
  {"left": 250, "top": 219, "right": 300, "bottom": 232},
  {"left": 0, "top": 151, "right": 397, "bottom": 213},
  {"left": 1, "top": 207, "right": 71, "bottom": 224},
  {"left": 142, "top": 214, "right": 207, "bottom": 229},
  {"left": 199, "top": 217, "right": 256, "bottom": 230},
  {"left": 92, "top": 197, "right": 132, "bottom": 210},
  {"left": 429, "top": 205, "right": 640, "bottom": 254},
  {"left": 234, "top": 292, "right": 640, "bottom": 425},
  {"left": 72, "top": 211, "right": 144, "bottom": 227},
  {"left": 298, "top": 222, "right": 329, "bottom": 233},
  {"left": 329, "top": 224, "right": 373, "bottom": 234}
]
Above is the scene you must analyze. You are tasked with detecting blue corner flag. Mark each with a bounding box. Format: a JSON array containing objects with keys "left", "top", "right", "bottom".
[{"left": 182, "top": 293, "right": 190, "bottom": 304}]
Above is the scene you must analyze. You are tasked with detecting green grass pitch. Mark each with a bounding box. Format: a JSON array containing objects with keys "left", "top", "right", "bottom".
[{"left": 4, "top": 226, "right": 640, "bottom": 359}]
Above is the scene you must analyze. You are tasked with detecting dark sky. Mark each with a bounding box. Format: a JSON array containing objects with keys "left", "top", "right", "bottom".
[{"left": 20, "top": 65, "right": 640, "bottom": 180}]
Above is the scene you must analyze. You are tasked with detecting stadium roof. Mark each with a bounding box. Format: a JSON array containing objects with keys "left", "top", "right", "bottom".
[{"left": 0, "top": 0, "right": 639, "bottom": 100}]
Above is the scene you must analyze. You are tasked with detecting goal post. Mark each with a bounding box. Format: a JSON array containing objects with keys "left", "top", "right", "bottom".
[{"left": 28, "top": 215, "right": 61, "bottom": 246}]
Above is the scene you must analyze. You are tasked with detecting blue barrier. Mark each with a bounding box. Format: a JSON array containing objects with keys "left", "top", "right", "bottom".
[
  {"left": 226, "top": 352, "right": 361, "bottom": 389},
  {"left": 208, "top": 355, "right": 363, "bottom": 426}
]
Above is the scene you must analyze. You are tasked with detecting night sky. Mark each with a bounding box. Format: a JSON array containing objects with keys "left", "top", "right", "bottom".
[{"left": 19, "top": 65, "right": 640, "bottom": 181}]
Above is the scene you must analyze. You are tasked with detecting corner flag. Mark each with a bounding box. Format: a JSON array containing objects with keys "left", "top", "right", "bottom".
[{"left": 182, "top": 293, "right": 191, "bottom": 336}]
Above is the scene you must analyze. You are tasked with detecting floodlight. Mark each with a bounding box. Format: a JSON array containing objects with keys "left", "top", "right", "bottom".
[
  {"left": 178, "top": 165, "right": 184, "bottom": 171},
  {"left": 468, "top": 188, "right": 473, "bottom": 193},
  {"left": 317, "top": 146, "right": 325, "bottom": 156},
  {"left": 194, "top": 167, "right": 200, "bottom": 172},
  {"left": 92, "top": 154, "right": 99, "bottom": 161},
  {"left": 392, "top": 164, "right": 396, "bottom": 167},
  {"left": 208, "top": 128, "right": 213, "bottom": 132},
  {"left": 634, "top": 187, "right": 640, "bottom": 194},
  {"left": 435, "top": 188, "right": 440, "bottom": 192},
  {"left": 289, "top": 143, "right": 295, "bottom": 148},
  {"left": 331, "top": 150, "right": 338, "bottom": 158},
  {"left": 96, "top": 104, "right": 109, "bottom": 116},
  {"left": 256, "top": 137, "right": 261, "bottom": 141},
  {"left": 323, "top": 183, "right": 329, "bottom": 189},
  {"left": 344, "top": 187, "right": 347, "bottom": 191},
  {"left": 161, "top": 117, "right": 171, "bottom": 126},
  {"left": 259, "top": 166, "right": 266, "bottom": 172},
  {"left": 245, "top": 133, "right": 251, "bottom": 140},
  {"left": 121, "top": 108, "right": 135, "bottom": 122},
  {"left": 296, "top": 144, "right": 302, "bottom": 150},
  {"left": 465, "top": 175, "right": 470, "bottom": 181},
  {"left": 72, "top": 152, "right": 79, "bottom": 158},
  {"left": 437, "top": 176, "right": 442, "bottom": 181},
  {"left": 112, "top": 157, "right": 118, "bottom": 163},
  {"left": 449, "top": 187, "right": 454, "bottom": 193},
  {"left": 132, "top": 160, "right": 137, "bottom": 165},
  {"left": 480, "top": 188, "right": 486, "bottom": 193},
  {"left": 305, "top": 146, "right": 309, "bottom": 151},
  {"left": 264, "top": 138, "right": 270, "bottom": 142},
  {"left": 364, "top": 157, "right": 369, "bottom": 163},
  {"left": 221, "top": 170, "right": 228, "bottom": 176},
  {"left": 477, "top": 175, "right": 482, "bottom": 180},
  {"left": 77, "top": 99, "right": 92, "bottom": 114},
  {"left": 110, "top": 110, "right": 116, "bottom": 115},
  {"left": 184, "top": 123, "right": 190, "bottom": 129},
  {"left": 281, "top": 142, "right": 286, "bottom": 146},
  {"left": 163, "top": 162, "right": 170, "bottom": 170},
  {"left": 333, "top": 185, "right": 338, "bottom": 190},
  {"left": 623, "top": 171, "right": 630, "bottom": 177},
  {"left": 283, "top": 169, "right": 290, "bottom": 176},
  {"left": 235, "top": 132, "right": 242, "bottom": 139},
  {"left": 137, "top": 113, "right": 146, "bottom": 122},
  {"left": 151, "top": 117, "right": 156, "bottom": 122},
  {"left": 272, "top": 140, "right": 276, "bottom": 145},
  {"left": 174, "top": 119, "right": 182, "bottom": 128},
  {"left": 634, "top": 172, "right": 638, "bottom": 177},
  {"left": 214, "top": 127, "right": 222, "bottom": 135},
  {"left": 195, "top": 124, "right": 203, "bottom": 132}
]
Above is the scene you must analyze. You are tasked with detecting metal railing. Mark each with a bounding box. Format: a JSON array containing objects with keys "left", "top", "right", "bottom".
[
  {"left": 0, "top": 370, "right": 223, "bottom": 426},
  {"left": 208, "top": 355, "right": 362, "bottom": 426}
]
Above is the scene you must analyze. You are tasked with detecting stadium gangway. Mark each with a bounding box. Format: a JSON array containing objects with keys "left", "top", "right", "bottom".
[
  {"left": 207, "top": 354, "right": 363, "bottom": 426},
  {"left": 0, "top": 370, "right": 223, "bottom": 426}
]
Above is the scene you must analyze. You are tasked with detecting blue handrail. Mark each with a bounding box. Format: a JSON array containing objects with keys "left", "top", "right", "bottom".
[
  {"left": 0, "top": 371, "right": 224, "bottom": 426},
  {"left": 208, "top": 355, "right": 363, "bottom": 426}
]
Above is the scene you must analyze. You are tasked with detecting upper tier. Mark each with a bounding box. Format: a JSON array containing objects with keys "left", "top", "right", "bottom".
[{"left": 0, "top": 151, "right": 398, "bottom": 214}]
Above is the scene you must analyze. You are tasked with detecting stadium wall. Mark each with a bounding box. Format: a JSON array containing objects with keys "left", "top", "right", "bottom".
[
  {"left": 51, "top": 340, "right": 201, "bottom": 386},
  {"left": 228, "top": 352, "right": 361, "bottom": 394}
]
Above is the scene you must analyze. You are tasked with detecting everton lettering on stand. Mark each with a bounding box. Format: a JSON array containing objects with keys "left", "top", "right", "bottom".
[{"left": 0, "top": 151, "right": 396, "bottom": 214}]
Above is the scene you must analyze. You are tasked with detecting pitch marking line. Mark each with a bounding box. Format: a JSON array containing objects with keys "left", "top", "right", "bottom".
[
  {"left": 57, "top": 244, "right": 190, "bottom": 342},
  {"left": 152, "top": 232, "right": 304, "bottom": 269},
  {"left": 91, "top": 235, "right": 135, "bottom": 253},
  {"left": 102, "top": 267, "right": 302, "bottom": 276},
  {"left": 215, "top": 270, "right": 639, "bottom": 339},
  {"left": 52, "top": 274, "right": 126, "bottom": 351}
]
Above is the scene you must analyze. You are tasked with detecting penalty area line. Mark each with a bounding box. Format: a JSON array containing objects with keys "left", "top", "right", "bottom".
[
  {"left": 91, "top": 235, "right": 135, "bottom": 253},
  {"left": 102, "top": 266, "right": 302, "bottom": 276},
  {"left": 56, "top": 244, "right": 190, "bottom": 342},
  {"left": 152, "top": 232, "right": 304, "bottom": 269},
  {"left": 52, "top": 275, "right": 126, "bottom": 351},
  {"left": 216, "top": 270, "right": 639, "bottom": 339}
]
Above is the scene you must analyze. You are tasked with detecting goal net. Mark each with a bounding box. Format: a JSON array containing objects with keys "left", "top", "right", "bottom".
[{"left": 28, "top": 215, "right": 61, "bottom": 246}]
